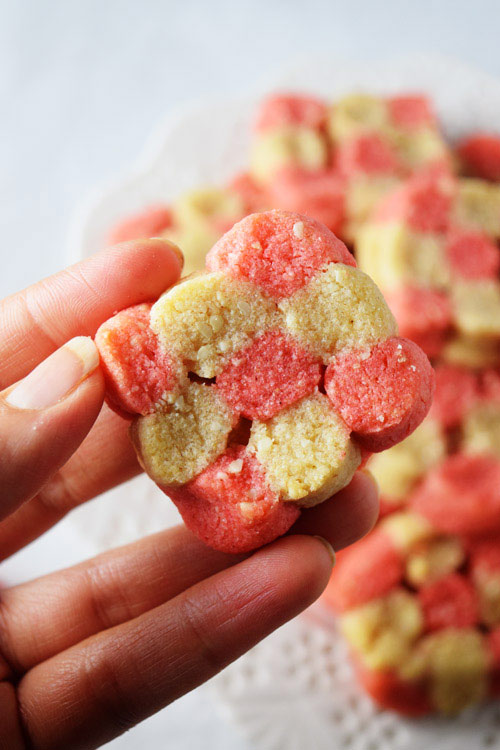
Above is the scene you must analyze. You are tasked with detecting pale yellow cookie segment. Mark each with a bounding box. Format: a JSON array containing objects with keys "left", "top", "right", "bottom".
[
  {"left": 473, "top": 568, "right": 500, "bottom": 627},
  {"left": 327, "top": 94, "right": 389, "bottom": 142},
  {"left": 404, "top": 629, "right": 489, "bottom": 715},
  {"left": 452, "top": 179, "right": 500, "bottom": 237},
  {"left": 131, "top": 381, "right": 235, "bottom": 487},
  {"left": 340, "top": 589, "right": 423, "bottom": 672},
  {"left": 390, "top": 128, "right": 449, "bottom": 170},
  {"left": 151, "top": 272, "right": 278, "bottom": 378},
  {"left": 279, "top": 263, "right": 396, "bottom": 363},
  {"left": 381, "top": 511, "right": 434, "bottom": 553},
  {"left": 249, "top": 392, "right": 360, "bottom": 506},
  {"left": 163, "top": 224, "right": 220, "bottom": 276},
  {"left": 250, "top": 125, "right": 328, "bottom": 183},
  {"left": 344, "top": 175, "right": 401, "bottom": 243},
  {"left": 356, "top": 222, "right": 449, "bottom": 292},
  {"left": 406, "top": 537, "right": 465, "bottom": 588},
  {"left": 368, "top": 418, "right": 446, "bottom": 502},
  {"left": 442, "top": 333, "right": 500, "bottom": 369},
  {"left": 451, "top": 280, "right": 500, "bottom": 338},
  {"left": 462, "top": 403, "right": 500, "bottom": 459},
  {"left": 173, "top": 186, "right": 243, "bottom": 229},
  {"left": 163, "top": 188, "right": 244, "bottom": 275}
]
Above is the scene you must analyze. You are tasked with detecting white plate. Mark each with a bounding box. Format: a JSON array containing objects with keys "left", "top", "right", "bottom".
[{"left": 69, "top": 54, "right": 500, "bottom": 750}]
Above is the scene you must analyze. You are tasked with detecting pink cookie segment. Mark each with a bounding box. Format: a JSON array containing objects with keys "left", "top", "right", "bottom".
[
  {"left": 255, "top": 93, "right": 327, "bottom": 132},
  {"left": 411, "top": 454, "right": 500, "bottom": 535},
  {"left": 457, "top": 133, "right": 500, "bottom": 181},
  {"left": 418, "top": 573, "right": 480, "bottom": 632},
  {"left": 95, "top": 303, "right": 178, "bottom": 416},
  {"left": 336, "top": 133, "right": 401, "bottom": 177},
  {"left": 216, "top": 330, "right": 322, "bottom": 420},
  {"left": 167, "top": 445, "right": 300, "bottom": 554},
  {"left": 268, "top": 167, "right": 346, "bottom": 235},
  {"left": 228, "top": 172, "right": 268, "bottom": 214},
  {"left": 481, "top": 369, "right": 500, "bottom": 401},
  {"left": 107, "top": 205, "right": 173, "bottom": 245},
  {"left": 206, "top": 209, "right": 355, "bottom": 299},
  {"left": 323, "top": 529, "right": 403, "bottom": 612},
  {"left": 325, "top": 337, "right": 434, "bottom": 452},
  {"left": 470, "top": 538, "right": 500, "bottom": 577},
  {"left": 429, "top": 364, "right": 478, "bottom": 429},
  {"left": 387, "top": 95, "right": 435, "bottom": 130},
  {"left": 355, "top": 663, "right": 431, "bottom": 717},
  {"left": 385, "top": 286, "right": 452, "bottom": 358},
  {"left": 445, "top": 230, "right": 500, "bottom": 280},
  {"left": 375, "top": 169, "right": 453, "bottom": 232}
]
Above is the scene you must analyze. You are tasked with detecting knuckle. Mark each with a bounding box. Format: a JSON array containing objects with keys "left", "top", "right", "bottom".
[
  {"left": 80, "top": 643, "right": 143, "bottom": 734},
  {"left": 84, "top": 563, "right": 136, "bottom": 632},
  {"left": 36, "top": 470, "right": 80, "bottom": 515},
  {"left": 178, "top": 582, "right": 234, "bottom": 672}
]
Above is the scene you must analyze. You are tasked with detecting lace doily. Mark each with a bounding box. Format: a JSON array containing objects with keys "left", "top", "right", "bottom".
[
  {"left": 70, "top": 54, "right": 500, "bottom": 748},
  {"left": 212, "top": 605, "right": 500, "bottom": 750}
]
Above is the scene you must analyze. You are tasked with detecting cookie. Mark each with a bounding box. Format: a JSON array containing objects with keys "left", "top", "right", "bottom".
[
  {"left": 107, "top": 205, "right": 173, "bottom": 246},
  {"left": 96, "top": 210, "right": 433, "bottom": 553}
]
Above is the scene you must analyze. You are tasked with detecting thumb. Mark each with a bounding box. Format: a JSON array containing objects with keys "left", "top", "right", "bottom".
[{"left": 0, "top": 337, "right": 104, "bottom": 522}]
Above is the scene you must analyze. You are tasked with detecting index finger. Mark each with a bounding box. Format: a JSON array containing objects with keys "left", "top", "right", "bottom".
[{"left": 0, "top": 239, "right": 183, "bottom": 388}]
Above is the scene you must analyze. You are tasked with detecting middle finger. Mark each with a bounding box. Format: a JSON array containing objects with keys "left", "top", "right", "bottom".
[{"left": 0, "top": 471, "right": 377, "bottom": 673}]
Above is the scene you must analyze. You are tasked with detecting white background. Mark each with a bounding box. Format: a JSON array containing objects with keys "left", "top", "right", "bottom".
[
  {"left": 2, "top": 1, "right": 500, "bottom": 748},
  {"left": 4, "top": 0, "right": 500, "bottom": 300}
]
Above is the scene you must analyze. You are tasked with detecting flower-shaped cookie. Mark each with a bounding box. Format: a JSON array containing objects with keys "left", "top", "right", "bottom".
[{"left": 96, "top": 210, "right": 434, "bottom": 553}]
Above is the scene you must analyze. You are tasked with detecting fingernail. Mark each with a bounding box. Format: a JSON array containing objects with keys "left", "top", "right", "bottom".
[
  {"left": 360, "top": 468, "right": 379, "bottom": 496},
  {"left": 151, "top": 238, "right": 184, "bottom": 271},
  {"left": 313, "top": 536, "right": 336, "bottom": 567},
  {"left": 6, "top": 337, "right": 99, "bottom": 410}
]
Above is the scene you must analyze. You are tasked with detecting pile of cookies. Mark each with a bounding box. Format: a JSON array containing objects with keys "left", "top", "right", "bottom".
[
  {"left": 324, "top": 365, "right": 500, "bottom": 715},
  {"left": 107, "top": 92, "right": 500, "bottom": 715},
  {"left": 108, "top": 92, "right": 453, "bottom": 271}
]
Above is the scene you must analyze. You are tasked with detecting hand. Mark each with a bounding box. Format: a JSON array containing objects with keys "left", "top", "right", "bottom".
[{"left": 0, "top": 239, "right": 378, "bottom": 750}]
